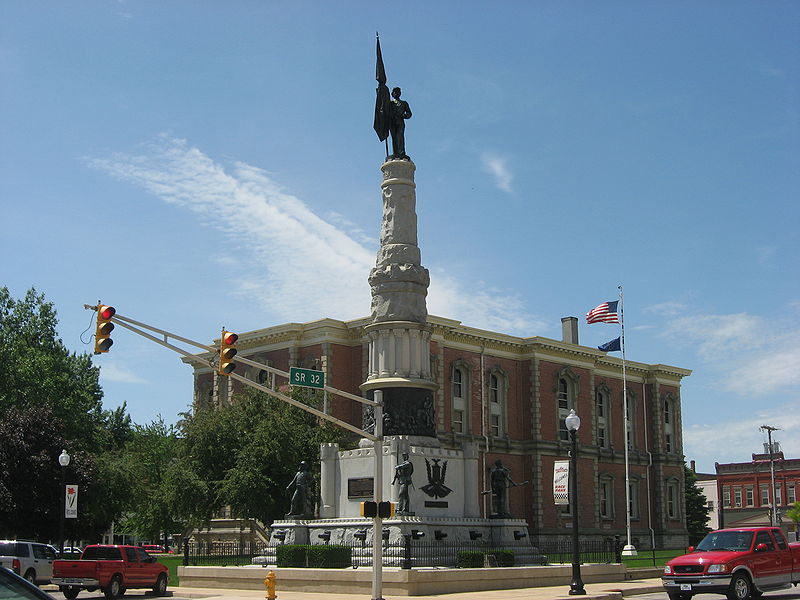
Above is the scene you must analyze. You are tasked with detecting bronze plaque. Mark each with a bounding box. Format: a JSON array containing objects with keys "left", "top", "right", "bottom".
[{"left": 348, "top": 477, "right": 374, "bottom": 499}]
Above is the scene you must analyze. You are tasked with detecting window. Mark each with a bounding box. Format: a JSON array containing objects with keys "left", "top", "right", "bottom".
[
  {"left": 722, "top": 486, "right": 732, "bottom": 508},
  {"left": 754, "top": 531, "right": 774, "bottom": 551},
  {"left": 746, "top": 487, "right": 754, "bottom": 507},
  {"left": 667, "top": 480, "right": 680, "bottom": 519},
  {"left": 599, "top": 477, "right": 614, "bottom": 519},
  {"left": 488, "top": 370, "right": 506, "bottom": 437},
  {"left": 774, "top": 530, "right": 788, "bottom": 550},
  {"left": 451, "top": 365, "right": 467, "bottom": 433},
  {"left": 625, "top": 395, "right": 635, "bottom": 450},
  {"left": 556, "top": 370, "right": 578, "bottom": 442},
  {"left": 734, "top": 487, "right": 742, "bottom": 508},
  {"left": 596, "top": 387, "right": 609, "bottom": 448},
  {"left": 761, "top": 485, "right": 770, "bottom": 506},
  {"left": 663, "top": 394, "right": 675, "bottom": 453},
  {"left": 628, "top": 479, "right": 640, "bottom": 520},
  {"left": 789, "top": 483, "right": 796, "bottom": 504}
]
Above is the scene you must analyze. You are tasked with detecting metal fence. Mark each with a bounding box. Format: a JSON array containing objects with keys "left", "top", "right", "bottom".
[{"left": 183, "top": 537, "right": 620, "bottom": 568}]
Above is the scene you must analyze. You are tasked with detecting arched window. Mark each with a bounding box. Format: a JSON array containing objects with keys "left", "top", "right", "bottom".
[
  {"left": 451, "top": 364, "right": 469, "bottom": 433},
  {"left": 663, "top": 394, "right": 676, "bottom": 453},
  {"left": 488, "top": 368, "right": 507, "bottom": 438},
  {"left": 556, "top": 369, "right": 579, "bottom": 441},
  {"left": 624, "top": 388, "right": 636, "bottom": 451},
  {"left": 596, "top": 385, "right": 610, "bottom": 448}
]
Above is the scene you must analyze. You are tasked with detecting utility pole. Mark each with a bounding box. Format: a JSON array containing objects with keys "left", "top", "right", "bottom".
[{"left": 760, "top": 425, "right": 780, "bottom": 526}]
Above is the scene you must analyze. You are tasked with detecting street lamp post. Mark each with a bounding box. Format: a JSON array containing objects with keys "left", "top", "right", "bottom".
[
  {"left": 565, "top": 409, "right": 586, "bottom": 596},
  {"left": 58, "top": 450, "right": 70, "bottom": 555}
]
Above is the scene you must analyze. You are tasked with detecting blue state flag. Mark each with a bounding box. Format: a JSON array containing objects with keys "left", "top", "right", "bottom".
[{"left": 598, "top": 337, "right": 621, "bottom": 352}]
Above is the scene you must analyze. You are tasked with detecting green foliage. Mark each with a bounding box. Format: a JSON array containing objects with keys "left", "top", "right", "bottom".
[
  {"left": 117, "top": 417, "right": 181, "bottom": 543},
  {"left": 786, "top": 501, "right": 800, "bottom": 527},
  {"left": 684, "top": 464, "right": 711, "bottom": 545},
  {"left": 0, "top": 287, "right": 135, "bottom": 541},
  {"left": 170, "top": 387, "right": 354, "bottom": 527},
  {"left": 455, "top": 549, "right": 514, "bottom": 567},
  {"left": 305, "top": 545, "right": 351, "bottom": 568},
  {"left": 455, "top": 550, "right": 484, "bottom": 568},
  {"left": 276, "top": 545, "right": 307, "bottom": 567}
]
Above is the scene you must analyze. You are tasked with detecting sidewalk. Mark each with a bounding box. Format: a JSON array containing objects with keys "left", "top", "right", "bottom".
[{"left": 170, "top": 576, "right": 664, "bottom": 600}]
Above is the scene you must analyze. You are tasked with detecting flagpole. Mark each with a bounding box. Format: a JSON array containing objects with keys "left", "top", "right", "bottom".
[{"left": 619, "top": 285, "right": 637, "bottom": 557}]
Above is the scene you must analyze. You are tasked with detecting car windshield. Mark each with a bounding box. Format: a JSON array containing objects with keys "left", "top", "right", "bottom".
[
  {"left": 0, "top": 568, "right": 53, "bottom": 600},
  {"left": 81, "top": 547, "right": 122, "bottom": 561},
  {"left": 696, "top": 531, "right": 753, "bottom": 552}
]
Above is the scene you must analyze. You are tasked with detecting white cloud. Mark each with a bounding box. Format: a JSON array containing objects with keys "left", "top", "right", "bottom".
[
  {"left": 89, "top": 136, "right": 536, "bottom": 333},
  {"left": 684, "top": 404, "right": 800, "bottom": 471},
  {"left": 100, "top": 363, "right": 147, "bottom": 384},
  {"left": 661, "top": 311, "right": 800, "bottom": 396},
  {"left": 480, "top": 152, "right": 513, "bottom": 193}
]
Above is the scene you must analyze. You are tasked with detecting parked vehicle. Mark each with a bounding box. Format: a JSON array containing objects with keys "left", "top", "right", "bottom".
[
  {"left": 0, "top": 566, "right": 58, "bottom": 600},
  {"left": 141, "top": 545, "right": 165, "bottom": 554},
  {"left": 51, "top": 544, "right": 168, "bottom": 600},
  {"left": 662, "top": 526, "right": 800, "bottom": 600},
  {"left": 0, "top": 541, "right": 57, "bottom": 585}
]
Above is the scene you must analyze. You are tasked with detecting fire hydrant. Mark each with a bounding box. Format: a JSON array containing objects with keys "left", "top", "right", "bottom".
[{"left": 264, "top": 570, "right": 277, "bottom": 600}]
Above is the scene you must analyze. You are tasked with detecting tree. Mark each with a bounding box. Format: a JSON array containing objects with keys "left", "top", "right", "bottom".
[
  {"left": 0, "top": 287, "right": 134, "bottom": 541},
  {"left": 117, "top": 417, "right": 181, "bottom": 544},
  {"left": 168, "top": 387, "right": 354, "bottom": 528},
  {"left": 786, "top": 501, "right": 800, "bottom": 532},
  {"left": 684, "top": 464, "right": 711, "bottom": 545},
  {"left": 0, "top": 287, "right": 105, "bottom": 447}
]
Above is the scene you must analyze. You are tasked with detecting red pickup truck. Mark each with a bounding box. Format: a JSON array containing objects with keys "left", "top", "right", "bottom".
[
  {"left": 662, "top": 527, "right": 800, "bottom": 600},
  {"left": 51, "top": 545, "right": 168, "bottom": 600}
]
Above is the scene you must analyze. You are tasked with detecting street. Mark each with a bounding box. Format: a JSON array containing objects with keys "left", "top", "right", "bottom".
[{"left": 629, "top": 589, "right": 800, "bottom": 600}]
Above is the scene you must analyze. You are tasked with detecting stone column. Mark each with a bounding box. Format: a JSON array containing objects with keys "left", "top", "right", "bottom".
[
  {"left": 362, "top": 159, "right": 438, "bottom": 441},
  {"left": 319, "top": 443, "right": 339, "bottom": 519}
]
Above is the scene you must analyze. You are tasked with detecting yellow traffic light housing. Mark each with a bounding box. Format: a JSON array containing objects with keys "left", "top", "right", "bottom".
[
  {"left": 360, "top": 501, "right": 377, "bottom": 518},
  {"left": 94, "top": 305, "right": 115, "bottom": 354},
  {"left": 219, "top": 330, "right": 238, "bottom": 376}
]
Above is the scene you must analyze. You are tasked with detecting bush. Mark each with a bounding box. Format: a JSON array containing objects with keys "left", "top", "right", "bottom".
[
  {"left": 306, "top": 545, "right": 351, "bottom": 568},
  {"left": 276, "top": 544, "right": 352, "bottom": 568},
  {"left": 456, "top": 549, "right": 515, "bottom": 568},
  {"left": 489, "top": 549, "right": 515, "bottom": 567},
  {"left": 455, "top": 551, "right": 484, "bottom": 568},
  {"left": 276, "top": 545, "right": 307, "bottom": 567}
]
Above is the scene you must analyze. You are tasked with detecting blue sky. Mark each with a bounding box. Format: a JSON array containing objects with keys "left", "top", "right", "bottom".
[{"left": 2, "top": 1, "right": 798, "bottom": 473}]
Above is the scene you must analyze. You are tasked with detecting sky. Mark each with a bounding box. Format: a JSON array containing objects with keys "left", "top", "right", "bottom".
[{"left": 2, "top": 1, "right": 798, "bottom": 474}]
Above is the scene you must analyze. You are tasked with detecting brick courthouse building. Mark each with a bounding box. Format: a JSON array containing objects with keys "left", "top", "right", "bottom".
[{"left": 192, "top": 314, "right": 691, "bottom": 549}]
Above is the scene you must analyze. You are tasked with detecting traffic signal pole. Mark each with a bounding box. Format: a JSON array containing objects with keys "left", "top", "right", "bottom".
[
  {"left": 372, "top": 391, "right": 384, "bottom": 600},
  {"left": 84, "top": 304, "right": 388, "bottom": 600}
]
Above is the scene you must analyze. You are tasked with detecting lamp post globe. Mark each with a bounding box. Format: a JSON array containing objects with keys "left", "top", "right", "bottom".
[
  {"left": 566, "top": 410, "right": 586, "bottom": 595},
  {"left": 58, "top": 450, "right": 70, "bottom": 555}
]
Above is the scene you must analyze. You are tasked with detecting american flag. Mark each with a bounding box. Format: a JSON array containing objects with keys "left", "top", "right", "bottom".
[{"left": 586, "top": 301, "right": 620, "bottom": 324}]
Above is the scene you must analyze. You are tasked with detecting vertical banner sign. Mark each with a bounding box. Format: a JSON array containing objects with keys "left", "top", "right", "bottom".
[
  {"left": 553, "top": 461, "right": 570, "bottom": 505},
  {"left": 65, "top": 485, "right": 78, "bottom": 519}
]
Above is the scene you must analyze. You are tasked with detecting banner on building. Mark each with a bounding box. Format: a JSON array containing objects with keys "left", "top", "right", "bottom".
[
  {"left": 65, "top": 485, "right": 78, "bottom": 519},
  {"left": 553, "top": 461, "right": 570, "bottom": 505}
]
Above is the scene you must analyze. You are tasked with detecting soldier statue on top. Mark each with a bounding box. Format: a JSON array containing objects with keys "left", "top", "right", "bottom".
[{"left": 374, "top": 35, "right": 412, "bottom": 160}]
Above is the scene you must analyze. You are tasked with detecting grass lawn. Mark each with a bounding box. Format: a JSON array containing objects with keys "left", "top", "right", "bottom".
[
  {"left": 157, "top": 556, "right": 183, "bottom": 587},
  {"left": 621, "top": 548, "right": 685, "bottom": 567}
]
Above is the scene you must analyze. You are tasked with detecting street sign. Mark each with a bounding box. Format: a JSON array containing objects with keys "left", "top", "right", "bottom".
[{"left": 289, "top": 367, "right": 325, "bottom": 389}]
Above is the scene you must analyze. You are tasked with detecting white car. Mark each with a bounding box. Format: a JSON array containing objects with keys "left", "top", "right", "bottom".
[{"left": 0, "top": 541, "right": 57, "bottom": 585}]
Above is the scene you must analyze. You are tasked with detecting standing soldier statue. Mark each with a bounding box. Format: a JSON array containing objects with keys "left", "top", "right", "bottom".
[
  {"left": 392, "top": 452, "right": 415, "bottom": 514},
  {"left": 374, "top": 34, "right": 412, "bottom": 160},
  {"left": 286, "top": 461, "right": 313, "bottom": 519}
]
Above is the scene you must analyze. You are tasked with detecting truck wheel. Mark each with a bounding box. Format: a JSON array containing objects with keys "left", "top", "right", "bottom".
[
  {"left": 61, "top": 585, "right": 80, "bottom": 600},
  {"left": 152, "top": 573, "right": 168, "bottom": 596},
  {"left": 23, "top": 569, "right": 37, "bottom": 585},
  {"left": 727, "top": 572, "right": 752, "bottom": 600},
  {"left": 104, "top": 575, "right": 122, "bottom": 600}
]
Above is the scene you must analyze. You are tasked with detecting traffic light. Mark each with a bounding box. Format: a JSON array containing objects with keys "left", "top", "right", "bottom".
[
  {"left": 94, "top": 305, "right": 115, "bottom": 354},
  {"left": 360, "top": 501, "right": 377, "bottom": 518},
  {"left": 378, "top": 501, "right": 395, "bottom": 518},
  {"left": 360, "top": 500, "right": 394, "bottom": 518},
  {"left": 218, "top": 330, "right": 238, "bottom": 376}
]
